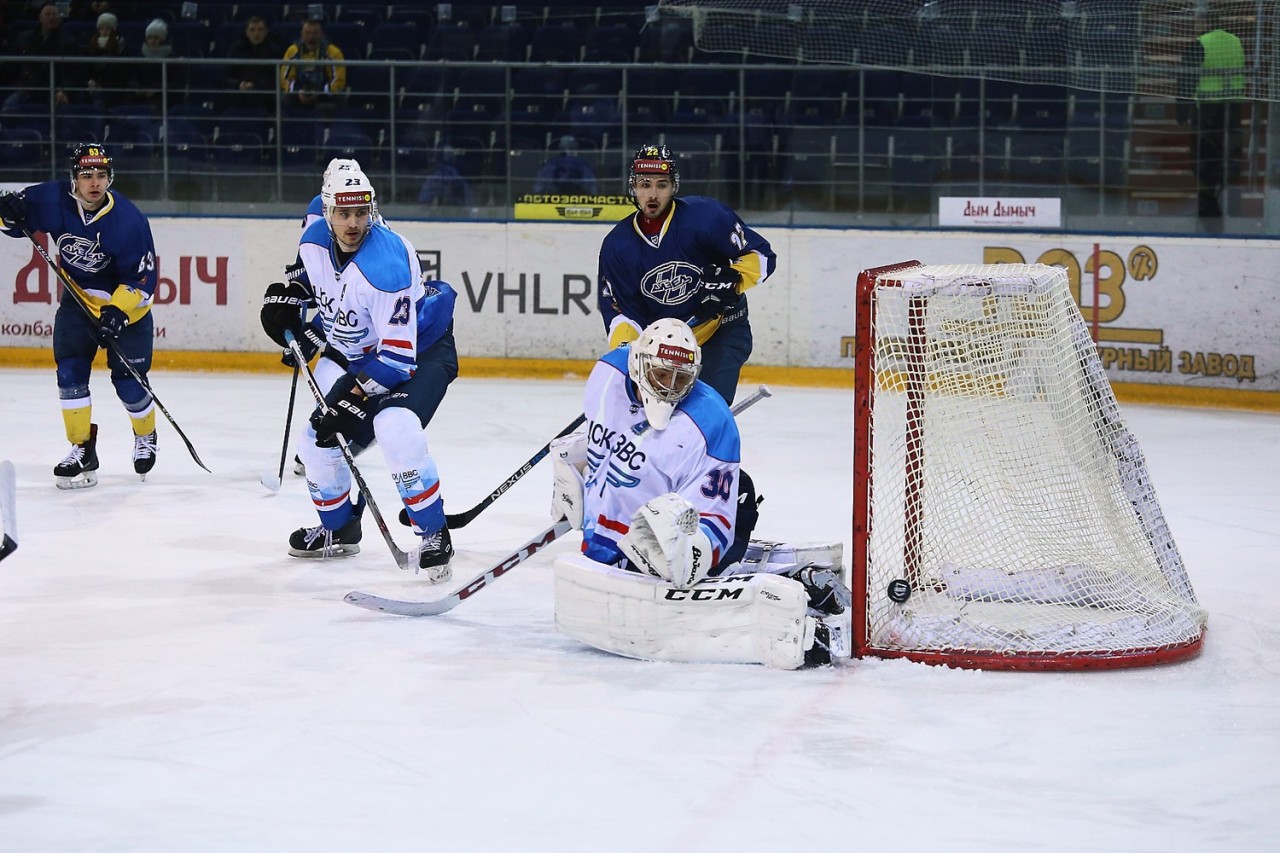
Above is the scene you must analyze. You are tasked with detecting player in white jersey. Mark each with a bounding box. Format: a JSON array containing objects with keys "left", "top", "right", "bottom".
[
  {"left": 260, "top": 170, "right": 459, "bottom": 580},
  {"left": 549, "top": 319, "right": 850, "bottom": 667}
]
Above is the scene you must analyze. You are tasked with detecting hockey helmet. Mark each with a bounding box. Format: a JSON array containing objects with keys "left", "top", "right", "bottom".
[
  {"left": 69, "top": 142, "right": 113, "bottom": 186},
  {"left": 627, "top": 144, "right": 680, "bottom": 197},
  {"left": 322, "top": 157, "right": 362, "bottom": 186},
  {"left": 321, "top": 168, "right": 376, "bottom": 213},
  {"left": 627, "top": 318, "right": 702, "bottom": 430}
]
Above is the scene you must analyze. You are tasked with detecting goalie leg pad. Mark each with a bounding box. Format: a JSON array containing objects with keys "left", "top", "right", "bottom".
[{"left": 554, "top": 553, "right": 819, "bottom": 670}]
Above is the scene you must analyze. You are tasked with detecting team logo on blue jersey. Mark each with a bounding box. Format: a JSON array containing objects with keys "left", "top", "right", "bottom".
[
  {"left": 57, "top": 234, "right": 108, "bottom": 274},
  {"left": 641, "top": 261, "right": 701, "bottom": 306}
]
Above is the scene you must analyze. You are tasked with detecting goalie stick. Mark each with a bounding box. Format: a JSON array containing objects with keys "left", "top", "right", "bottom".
[
  {"left": 22, "top": 227, "right": 211, "bottom": 473},
  {"left": 0, "top": 460, "right": 16, "bottom": 562},
  {"left": 345, "top": 519, "right": 574, "bottom": 617},
  {"left": 344, "top": 384, "right": 774, "bottom": 617}
]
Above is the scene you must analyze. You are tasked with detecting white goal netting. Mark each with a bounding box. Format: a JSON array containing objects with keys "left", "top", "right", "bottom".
[
  {"left": 657, "top": 0, "right": 1277, "bottom": 101},
  {"left": 854, "top": 263, "right": 1206, "bottom": 669}
]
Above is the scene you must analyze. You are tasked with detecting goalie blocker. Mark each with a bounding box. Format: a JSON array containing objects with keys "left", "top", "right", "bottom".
[{"left": 554, "top": 540, "right": 850, "bottom": 670}]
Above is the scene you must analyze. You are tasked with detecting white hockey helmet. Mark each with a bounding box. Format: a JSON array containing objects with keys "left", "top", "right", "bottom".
[
  {"left": 321, "top": 168, "right": 376, "bottom": 214},
  {"left": 322, "top": 157, "right": 362, "bottom": 187},
  {"left": 627, "top": 318, "right": 702, "bottom": 430}
]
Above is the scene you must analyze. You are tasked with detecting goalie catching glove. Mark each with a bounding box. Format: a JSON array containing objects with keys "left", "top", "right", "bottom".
[
  {"left": 310, "top": 373, "right": 371, "bottom": 448},
  {"left": 550, "top": 430, "right": 588, "bottom": 529},
  {"left": 621, "top": 492, "right": 715, "bottom": 588}
]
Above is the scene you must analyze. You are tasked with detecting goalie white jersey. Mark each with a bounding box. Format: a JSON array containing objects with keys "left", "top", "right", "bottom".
[{"left": 579, "top": 347, "right": 741, "bottom": 569}]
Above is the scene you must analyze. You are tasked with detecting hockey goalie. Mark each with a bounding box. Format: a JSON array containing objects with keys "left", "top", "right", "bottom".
[{"left": 550, "top": 319, "right": 849, "bottom": 669}]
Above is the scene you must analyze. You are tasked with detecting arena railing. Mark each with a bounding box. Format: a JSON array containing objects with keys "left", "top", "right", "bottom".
[{"left": 0, "top": 55, "right": 1268, "bottom": 234}]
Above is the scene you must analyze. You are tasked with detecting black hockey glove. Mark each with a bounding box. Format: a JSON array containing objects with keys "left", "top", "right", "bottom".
[
  {"left": 98, "top": 304, "right": 129, "bottom": 342},
  {"left": 310, "top": 372, "right": 371, "bottom": 448},
  {"left": 281, "top": 323, "right": 327, "bottom": 368},
  {"left": 694, "top": 264, "right": 742, "bottom": 320},
  {"left": 0, "top": 191, "right": 26, "bottom": 228},
  {"left": 260, "top": 274, "right": 313, "bottom": 349}
]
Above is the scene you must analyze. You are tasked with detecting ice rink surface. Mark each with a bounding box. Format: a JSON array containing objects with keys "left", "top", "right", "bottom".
[{"left": 0, "top": 367, "right": 1277, "bottom": 852}]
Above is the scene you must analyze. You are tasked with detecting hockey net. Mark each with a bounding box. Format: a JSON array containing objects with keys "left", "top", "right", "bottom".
[{"left": 853, "top": 262, "right": 1206, "bottom": 670}]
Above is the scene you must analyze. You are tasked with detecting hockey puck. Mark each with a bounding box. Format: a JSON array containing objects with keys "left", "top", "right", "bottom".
[{"left": 886, "top": 578, "right": 911, "bottom": 603}]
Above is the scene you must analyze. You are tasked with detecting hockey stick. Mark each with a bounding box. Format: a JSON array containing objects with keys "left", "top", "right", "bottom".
[
  {"left": 22, "top": 227, "right": 211, "bottom": 473},
  {"left": 345, "top": 383, "right": 775, "bottom": 617},
  {"left": 261, "top": 362, "right": 300, "bottom": 493},
  {"left": 441, "top": 413, "right": 587, "bottom": 530},
  {"left": 286, "top": 331, "right": 417, "bottom": 571},
  {"left": 344, "top": 519, "right": 574, "bottom": 617},
  {"left": 0, "top": 460, "right": 16, "bottom": 562}
]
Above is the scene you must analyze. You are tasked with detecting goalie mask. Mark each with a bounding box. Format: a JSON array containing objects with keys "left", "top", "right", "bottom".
[
  {"left": 627, "top": 318, "right": 701, "bottom": 430},
  {"left": 627, "top": 143, "right": 680, "bottom": 202},
  {"left": 68, "top": 142, "right": 113, "bottom": 191}
]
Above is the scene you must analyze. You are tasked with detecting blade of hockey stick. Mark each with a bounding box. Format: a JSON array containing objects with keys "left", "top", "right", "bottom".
[
  {"left": 344, "top": 519, "right": 573, "bottom": 617},
  {"left": 22, "top": 228, "right": 211, "bottom": 473},
  {"left": 343, "top": 384, "right": 775, "bottom": 617},
  {"left": 0, "top": 460, "right": 17, "bottom": 562}
]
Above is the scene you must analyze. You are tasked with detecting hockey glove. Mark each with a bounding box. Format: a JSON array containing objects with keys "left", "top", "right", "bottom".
[
  {"left": 281, "top": 323, "right": 327, "bottom": 368},
  {"left": 793, "top": 566, "right": 852, "bottom": 616},
  {"left": 694, "top": 264, "right": 741, "bottom": 320},
  {"left": 98, "top": 304, "right": 129, "bottom": 342},
  {"left": 310, "top": 372, "right": 371, "bottom": 448},
  {"left": 260, "top": 274, "right": 313, "bottom": 349},
  {"left": 0, "top": 191, "right": 26, "bottom": 228}
]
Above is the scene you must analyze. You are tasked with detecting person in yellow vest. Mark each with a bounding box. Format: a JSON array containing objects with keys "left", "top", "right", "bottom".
[
  {"left": 1178, "top": 11, "right": 1246, "bottom": 231},
  {"left": 280, "top": 17, "right": 347, "bottom": 113}
]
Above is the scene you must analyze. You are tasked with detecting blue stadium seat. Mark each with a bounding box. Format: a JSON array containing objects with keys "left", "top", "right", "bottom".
[
  {"left": 529, "top": 22, "right": 583, "bottom": 63},
  {"left": 476, "top": 23, "right": 528, "bottom": 62},
  {"left": 583, "top": 24, "right": 637, "bottom": 63},
  {"left": 368, "top": 24, "right": 424, "bottom": 61}
]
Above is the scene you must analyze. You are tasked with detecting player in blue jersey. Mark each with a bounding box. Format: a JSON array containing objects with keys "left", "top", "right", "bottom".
[
  {"left": 260, "top": 170, "right": 460, "bottom": 580},
  {"left": 0, "top": 143, "right": 159, "bottom": 489},
  {"left": 597, "top": 144, "right": 777, "bottom": 405}
]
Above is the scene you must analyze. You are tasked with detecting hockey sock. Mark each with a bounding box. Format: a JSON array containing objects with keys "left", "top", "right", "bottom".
[
  {"left": 129, "top": 405, "right": 157, "bottom": 437},
  {"left": 60, "top": 399, "right": 93, "bottom": 444}
]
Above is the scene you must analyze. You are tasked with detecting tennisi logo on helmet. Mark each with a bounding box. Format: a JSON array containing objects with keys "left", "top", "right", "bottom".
[
  {"left": 656, "top": 343, "right": 694, "bottom": 364},
  {"left": 333, "top": 190, "right": 372, "bottom": 207}
]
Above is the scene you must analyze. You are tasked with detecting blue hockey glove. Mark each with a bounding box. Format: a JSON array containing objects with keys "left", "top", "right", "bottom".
[
  {"left": 694, "top": 264, "right": 741, "bottom": 320},
  {"left": 310, "top": 372, "right": 371, "bottom": 448},
  {"left": 0, "top": 191, "right": 26, "bottom": 228},
  {"left": 98, "top": 304, "right": 129, "bottom": 341}
]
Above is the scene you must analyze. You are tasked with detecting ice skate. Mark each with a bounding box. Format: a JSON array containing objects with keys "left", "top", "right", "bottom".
[
  {"left": 288, "top": 500, "right": 363, "bottom": 558},
  {"left": 292, "top": 453, "right": 305, "bottom": 476},
  {"left": 417, "top": 526, "right": 453, "bottom": 583},
  {"left": 54, "top": 424, "right": 100, "bottom": 490},
  {"left": 132, "top": 430, "right": 157, "bottom": 479}
]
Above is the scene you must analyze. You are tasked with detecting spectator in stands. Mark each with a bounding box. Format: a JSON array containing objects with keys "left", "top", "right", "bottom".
[
  {"left": 130, "top": 18, "right": 177, "bottom": 110},
  {"left": 3, "top": 4, "right": 75, "bottom": 113},
  {"left": 534, "top": 136, "right": 599, "bottom": 196},
  {"left": 417, "top": 147, "right": 476, "bottom": 208},
  {"left": 226, "top": 15, "right": 283, "bottom": 106},
  {"left": 84, "top": 10, "right": 127, "bottom": 109},
  {"left": 1179, "top": 10, "right": 1246, "bottom": 232},
  {"left": 280, "top": 17, "right": 346, "bottom": 113}
]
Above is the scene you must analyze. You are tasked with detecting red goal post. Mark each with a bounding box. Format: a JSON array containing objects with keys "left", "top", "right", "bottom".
[{"left": 852, "top": 261, "right": 1206, "bottom": 671}]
